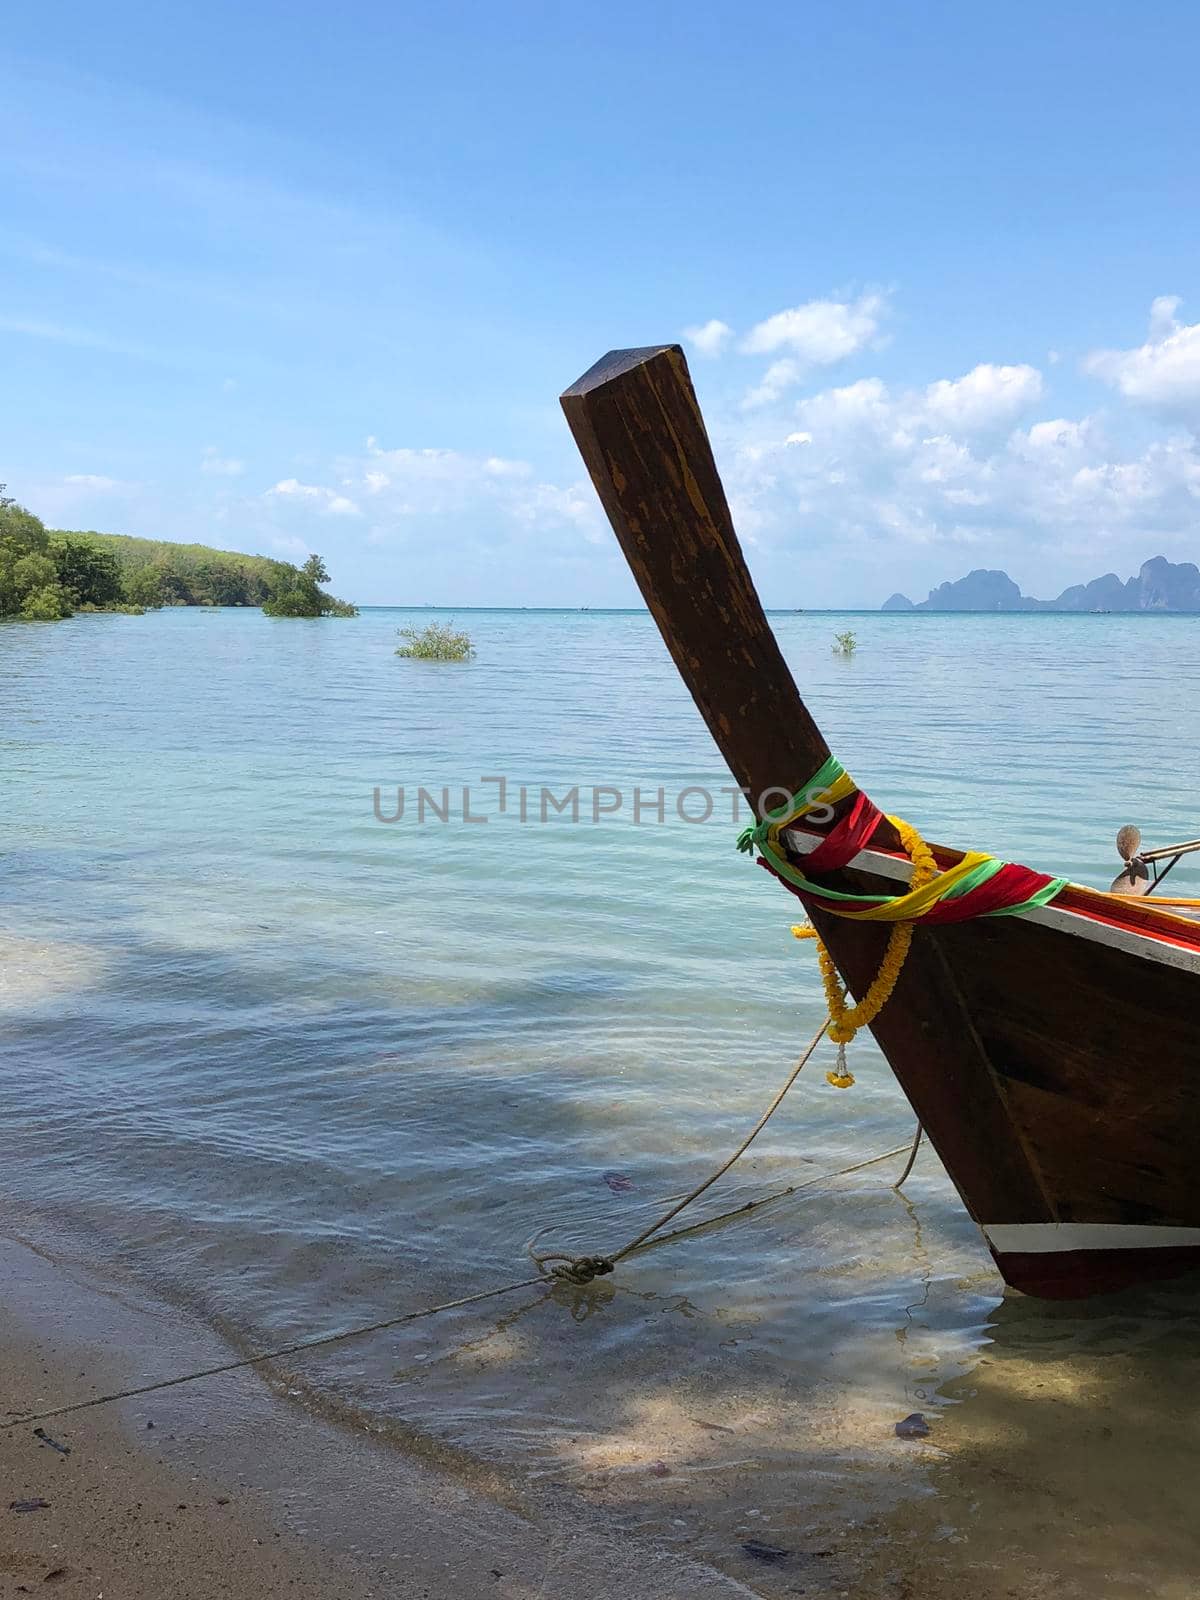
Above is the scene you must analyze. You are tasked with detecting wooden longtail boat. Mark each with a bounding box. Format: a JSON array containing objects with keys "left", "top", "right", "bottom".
[{"left": 561, "top": 344, "right": 1200, "bottom": 1302}]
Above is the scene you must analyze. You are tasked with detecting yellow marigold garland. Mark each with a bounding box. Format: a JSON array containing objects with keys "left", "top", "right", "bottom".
[{"left": 792, "top": 816, "right": 938, "bottom": 1088}]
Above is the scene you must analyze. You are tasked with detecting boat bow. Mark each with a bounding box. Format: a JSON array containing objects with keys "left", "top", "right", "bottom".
[{"left": 562, "top": 343, "right": 1200, "bottom": 1300}]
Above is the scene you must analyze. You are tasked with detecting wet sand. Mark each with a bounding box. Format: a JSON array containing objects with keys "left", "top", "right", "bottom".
[
  {"left": 863, "top": 1284, "right": 1200, "bottom": 1600},
  {"left": 1, "top": 1325, "right": 362, "bottom": 1599},
  {"left": 5, "top": 1226, "right": 1200, "bottom": 1600},
  {"left": 0, "top": 1234, "right": 758, "bottom": 1600}
]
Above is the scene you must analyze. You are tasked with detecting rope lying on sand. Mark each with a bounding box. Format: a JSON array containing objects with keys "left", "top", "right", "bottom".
[
  {"left": 2, "top": 1025, "right": 923, "bottom": 1432},
  {"left": 1, "top": 1276, "right": 550, "bottom": 1430}
]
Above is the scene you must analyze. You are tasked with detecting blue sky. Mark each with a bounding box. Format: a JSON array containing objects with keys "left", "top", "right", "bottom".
[{"left": 3, "top": 2, "right": 1199, "bottom": 606}]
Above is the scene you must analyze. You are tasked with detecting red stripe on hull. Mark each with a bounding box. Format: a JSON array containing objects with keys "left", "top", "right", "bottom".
[{"left": 995, "top": 1245, "right": 1200, "bottom": 1299}]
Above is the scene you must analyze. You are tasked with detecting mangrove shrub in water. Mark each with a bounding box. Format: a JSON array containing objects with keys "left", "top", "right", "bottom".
[
  {"left": 262, "top": 554, "right": 358, "bottom": 617},
  {"left": 396, "top": 621, "right": 475, "bottom": 661}
]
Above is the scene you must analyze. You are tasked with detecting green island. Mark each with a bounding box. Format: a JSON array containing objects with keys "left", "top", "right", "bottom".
[{"left": 0, "top": 486, "right": 357, "bottom": 620}]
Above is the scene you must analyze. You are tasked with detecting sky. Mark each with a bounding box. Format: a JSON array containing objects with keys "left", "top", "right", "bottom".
[{"left": 3, "top": 1, "right": 1199, "bottom": 608}]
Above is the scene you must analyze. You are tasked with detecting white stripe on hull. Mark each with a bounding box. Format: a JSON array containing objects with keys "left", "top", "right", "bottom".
[
  {"left": 984, "top": 1222, "right": 1200, "bottom": 1254},
  {"left": 782, "top": 828, "right": 1200, "bottom": 976}
]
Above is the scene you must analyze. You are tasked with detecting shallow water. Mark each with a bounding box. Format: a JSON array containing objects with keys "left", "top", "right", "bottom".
[{"left": 3, "top": 605, "right": 1200, "bottom": 1592}]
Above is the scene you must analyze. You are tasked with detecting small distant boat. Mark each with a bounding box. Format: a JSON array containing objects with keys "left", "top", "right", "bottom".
[{"left": 562, "top": 344, "right": 1200, "bottom": 1300}]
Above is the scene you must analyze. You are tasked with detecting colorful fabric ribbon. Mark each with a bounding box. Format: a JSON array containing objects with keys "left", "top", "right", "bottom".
[{"left": 737, "top": 755, "right": 1066, "bottom": 924}]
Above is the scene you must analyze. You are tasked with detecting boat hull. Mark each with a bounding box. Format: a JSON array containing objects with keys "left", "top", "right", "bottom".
[
  {"left": 561, "top": 343, "right": 1200, "bottom": 1301},
  {"left": 991, "top": 1240, "right": 1200, "bottom": 1299},
  {"left": 779, "top": 829, "right": 1200, "bottom": 1296}
]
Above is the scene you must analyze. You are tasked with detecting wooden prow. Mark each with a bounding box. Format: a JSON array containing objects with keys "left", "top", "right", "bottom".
[
  {"left": 562, "top": 344, "right": 1057, "bottom": 1232},
  {"left": 563, "top": 343, "right": 1200, "bottom": 1300},
  {"left": 560, "top": 345, "right": 829, "bottom": 801}
]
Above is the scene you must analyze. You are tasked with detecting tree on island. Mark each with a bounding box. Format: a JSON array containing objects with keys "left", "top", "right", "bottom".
[
  {"left": 262, "top": 553, "right": 358, "bottom": 617},
  {"left": 3, "top": 491, "right": 357, "bottom": 622},
  {"left": 0, "top": 487, "right": 73, "bottom": 620},
  {"left": 51, "top": 535, "right": 125, "bottom": 608}
]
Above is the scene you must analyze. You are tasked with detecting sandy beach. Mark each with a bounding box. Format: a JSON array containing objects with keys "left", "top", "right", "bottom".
[
  {"left": 9, "top": 1233, "right": 1200, "bottom": 1600},
  {"left": 1, "top": 1234, "right": 763, "bottom": 1600},
  {"left": 2, "top": 1317, "right": 362, "bottom": 1599}
]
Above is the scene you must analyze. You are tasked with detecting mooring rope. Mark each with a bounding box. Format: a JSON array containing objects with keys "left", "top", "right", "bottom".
[
  {"left": 893, "top": 1121, "right": 924, "bottom": 1190},
  {"left": 528, "top": 1017, "right": 830, "bottom": 1284},
  {"left": 2, "top": 1054, "right": 925, "bottom": 1434},
  {"left": 608, "top": 1138, "right": 920, "bottom": 1258},
  {"left": 1, "top": 1276, "right": 551, "bottom": 1430}
]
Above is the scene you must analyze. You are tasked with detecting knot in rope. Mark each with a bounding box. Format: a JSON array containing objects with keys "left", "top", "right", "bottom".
[{"left": 538, "top": 1254, "right": 615, "bottom": 1286}]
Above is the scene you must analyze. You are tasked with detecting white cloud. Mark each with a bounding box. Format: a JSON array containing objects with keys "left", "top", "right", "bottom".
[
  {"left": 266, "top": 478, "right": 361, "bottom": 516},
  {"left": 735, "top": 294, "right": 889, "bottom": 408},
  {"left": 268, "top": 533, "right": 308, "bottom": 556},
  {"left": 201, "top": 448, "right": 244, "bottom": 477},
  {"left": 1085, "top": 297, "right": 1200, "bottom": 420},
  {"left": 1149, "top": 295, "right": 1182, "bottom": 339},
  {"left": 180, "top": 293, "right": 1200, "bottom": 604},
  {"left": 923, "top": 363, "right": 1043, "bottom": 431},
  {"left": 250, "top": 439, "right": 605, "bottom": 573},
  {"left": 1009, "top": 417, "right": 1096, "bottom": 461},
  {"left": 684, "top": 318, "right": 733, "bottom": 357},
  {"left": 484, "top": 455, "right": 533, "bottom": 478},
  {"left": 719, "top": 355, "right": 1200, "bottom": 591},
  {"left": 795, "top": 375, "right": 893, "bottom": 432},
  {"left": 742, "top": 358, "right": 802, "bottom": 410},
  {"left": 269, "top": 478, "right": 323, "bottom": 499},
  {"left": 0, "top": 316, "right": 148, "bottom": 358},
  {"left": 314, "top": 441, "right": 606, "bottom": 550},
  {"left": 742, "top": 292, "right": 886, "bottom": 365},
  {"left": 20, "top": 472, "right": 140, "bottom": 521},
  {"left": 64, "top": 473, "right": 119, "bottom": 490}
]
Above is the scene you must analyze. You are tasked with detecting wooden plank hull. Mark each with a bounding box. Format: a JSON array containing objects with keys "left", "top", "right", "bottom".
[
  {"left": 992, "top": 1243, "right": 1200, "bottom": 1299},
  {"left": 895, "top": 911, "right": 1200, "bottom": 1298},
  {"left": 781, "top": 809, "right": 1200, "bottom": 1298},
  {"left": 786, "top": 848, "right": 1200, "bottom": 1298},
  {"left": 561, "top": 344, "right": 1200, "bottom": 1301}
]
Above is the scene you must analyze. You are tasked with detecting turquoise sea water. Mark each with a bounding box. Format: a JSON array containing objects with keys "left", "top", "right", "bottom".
[{"left": 4, "top": 605, "right": 1200, "bottom": 1588}]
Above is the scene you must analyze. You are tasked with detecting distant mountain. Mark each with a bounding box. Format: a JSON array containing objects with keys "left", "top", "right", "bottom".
[
  {"left": 883, "top": 556, "right": 1200, "bottom": 613},
  {"left": 1053, "top": 556, "right": 1200, "bottom": 612},
  {"left": 915, "top": 570, "right": 1030, "bottom": 611}
]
